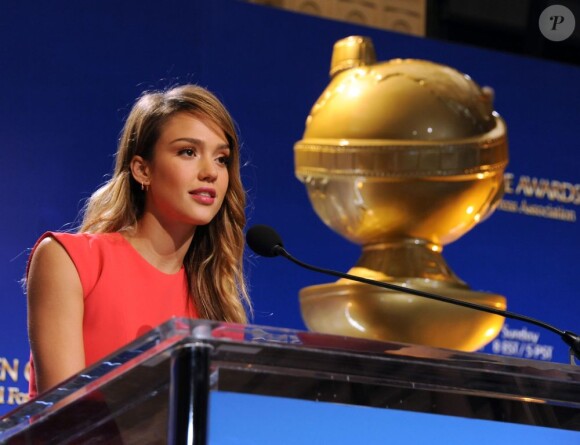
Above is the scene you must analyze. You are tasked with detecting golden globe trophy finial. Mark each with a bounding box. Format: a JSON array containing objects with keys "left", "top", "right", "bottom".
[
  {"left": 330, "top": 35, "right": 377, "bottom": 77},
  {"left": 294, "top": 36, "right": 508, "bottom": 351}
]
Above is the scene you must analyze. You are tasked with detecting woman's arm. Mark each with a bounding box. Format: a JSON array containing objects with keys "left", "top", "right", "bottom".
[{"left": 27, "top": 237, "right": 86, "bottom": 394}]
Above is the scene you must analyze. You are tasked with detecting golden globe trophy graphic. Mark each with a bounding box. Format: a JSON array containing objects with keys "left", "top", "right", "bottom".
[{"left": 294, "top": 36, "right": 509, "bottom": 351}]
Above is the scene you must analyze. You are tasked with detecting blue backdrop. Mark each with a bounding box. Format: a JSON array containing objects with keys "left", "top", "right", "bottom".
[{"left": 0, "top": 0, "right": 578, "bottom": 414}]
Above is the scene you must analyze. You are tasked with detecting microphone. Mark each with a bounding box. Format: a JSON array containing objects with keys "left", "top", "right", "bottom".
[
  {"left": 246, "top": 224, "right": 580, "bottom": 364},
  {"left": 245, "top": 224, "right": 285, "bottom": 257}
]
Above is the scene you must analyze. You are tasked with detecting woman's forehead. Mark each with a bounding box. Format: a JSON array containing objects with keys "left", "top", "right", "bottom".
[{"left": 158, "top": 112, "right": 228, "bottom": 144}]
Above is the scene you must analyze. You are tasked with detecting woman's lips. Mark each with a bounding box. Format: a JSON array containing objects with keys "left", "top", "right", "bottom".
[{"left": 189, "top": 188, "right": 216, "bottom": 205}]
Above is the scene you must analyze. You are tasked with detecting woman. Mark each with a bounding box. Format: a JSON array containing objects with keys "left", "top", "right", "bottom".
[{"left": 26, "top": 84, "right": 251, "bottom": 397}]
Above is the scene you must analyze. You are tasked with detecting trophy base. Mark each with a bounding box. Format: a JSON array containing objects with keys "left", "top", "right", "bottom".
[{"left": 299, "top": 277, "right": 506, "bottom": 352}]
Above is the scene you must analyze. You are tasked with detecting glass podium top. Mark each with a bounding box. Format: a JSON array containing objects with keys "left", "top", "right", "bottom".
[{"left": 1, "top": 318, "right": 579, "bottom": 444}]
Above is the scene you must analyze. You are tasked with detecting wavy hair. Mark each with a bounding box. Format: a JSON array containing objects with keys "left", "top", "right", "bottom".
[{"left": 80, "top": 84, "right": 250, "bottom": 323}]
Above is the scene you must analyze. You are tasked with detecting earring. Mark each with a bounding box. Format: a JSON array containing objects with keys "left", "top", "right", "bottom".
[{"left": 141, "top": 182, "right": 150, "bottom": 192}]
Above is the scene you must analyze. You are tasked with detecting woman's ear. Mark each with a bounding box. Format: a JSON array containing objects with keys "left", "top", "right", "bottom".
[{"left": 130, "top": 155, "right": 151, "bottom": 188}]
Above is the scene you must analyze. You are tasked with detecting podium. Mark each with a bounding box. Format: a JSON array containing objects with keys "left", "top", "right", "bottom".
[{"left": 1, "top": 318, "right": 579, "bottom": 444}]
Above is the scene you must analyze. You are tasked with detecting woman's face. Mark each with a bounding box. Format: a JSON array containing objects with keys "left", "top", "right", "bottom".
[{"left": 142, "top": 112, "right": 230, "bottom": 229}]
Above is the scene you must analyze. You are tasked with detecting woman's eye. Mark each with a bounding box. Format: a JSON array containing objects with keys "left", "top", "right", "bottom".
[
  {"left": 217, "top": 156, "right": 230, "bottom": 166},
  {"left": 179, "top": 148, "right": 196, "bottom": 157}
]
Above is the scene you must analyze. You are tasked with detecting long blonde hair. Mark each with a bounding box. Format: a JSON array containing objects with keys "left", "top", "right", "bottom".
[{"left": 80, "top": 85, "right": 250, "bottom": 323}]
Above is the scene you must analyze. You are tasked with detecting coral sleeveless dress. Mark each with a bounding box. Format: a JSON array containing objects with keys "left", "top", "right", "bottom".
[{"left": 28, "top": 232, "right": 197, "bottom": 397}]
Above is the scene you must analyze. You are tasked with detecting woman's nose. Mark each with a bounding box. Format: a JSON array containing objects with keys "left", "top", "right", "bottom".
[{"left": 198, "top": 157, "right": 218, "bottom": 182}]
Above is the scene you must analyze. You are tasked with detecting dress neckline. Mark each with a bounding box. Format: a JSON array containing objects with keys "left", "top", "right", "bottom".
[{"left": 113, "top": 232, "right": 186, "bottom": 277}]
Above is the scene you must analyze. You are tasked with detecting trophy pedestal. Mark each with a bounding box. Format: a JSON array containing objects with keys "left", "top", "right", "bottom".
[
  {"left": 300, "top": 281, "right": 505, "bottom": 351},
  {"left": 299, "top": 241, "right": 506, "bottom": 352}
]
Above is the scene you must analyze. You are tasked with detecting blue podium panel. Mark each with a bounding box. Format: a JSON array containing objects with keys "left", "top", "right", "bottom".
[
  {"left": 0, "top": 319, "right": 579, "bottom": 444},
  {"left": 210, "top": 392, "right": 580, "bottom": 445}
]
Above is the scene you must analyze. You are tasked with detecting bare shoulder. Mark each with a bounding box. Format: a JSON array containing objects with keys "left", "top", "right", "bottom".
[
  {"left": 27, "top": 236, "right": 82, "bottom": 299},
  {"left": 30, "top": 236, "right": 70, "bottom": 265}
]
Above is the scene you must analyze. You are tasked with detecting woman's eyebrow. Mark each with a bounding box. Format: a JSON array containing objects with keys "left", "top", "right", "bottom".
[
  {"left": 170, "top": 137, "right": 203, "bottom": 145},
  {"left": 170, "top": 137, "right": 230, "bottom": 150}
]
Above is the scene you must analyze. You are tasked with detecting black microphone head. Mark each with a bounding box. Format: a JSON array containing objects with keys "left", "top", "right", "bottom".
[{"left": 246, "top": 225, "right": 284, "bottom": 257}]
